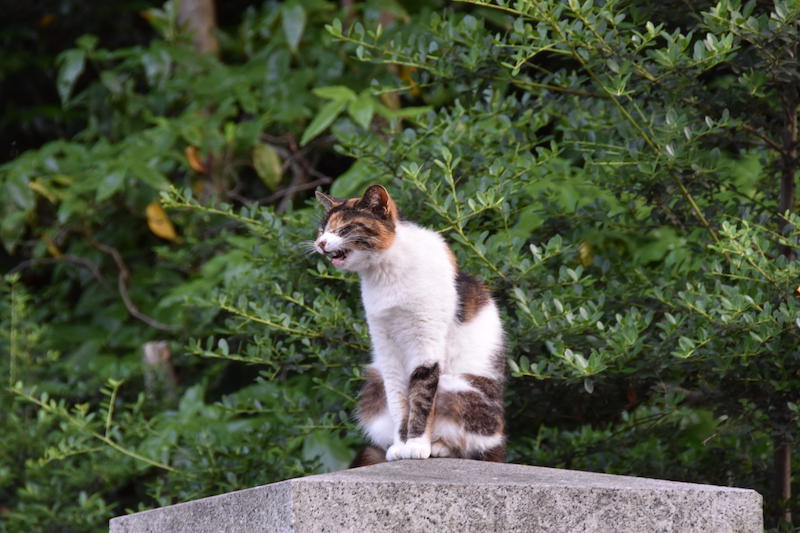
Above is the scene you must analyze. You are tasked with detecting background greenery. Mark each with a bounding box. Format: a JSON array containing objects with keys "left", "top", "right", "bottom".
[{"left": 1, "top": 0, "right": 798, "bottom": 531}]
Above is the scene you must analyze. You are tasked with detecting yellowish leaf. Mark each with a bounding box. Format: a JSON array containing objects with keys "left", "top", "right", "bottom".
[
  {"left": 29, "top": 180, "right": 59, "bottom": 204},
  {"left": 579, "top": 241, "right": 594, "bottom": 267},
  {"left": 192, "top": 180, "right": 206, "bottom": 197},
  {"left": 146, "top": 202, "right": 178, "bottom": 241},
  {"left": 398, "top": 66, "right": 420, "bottom": 97},
  {"left": 37, "top": 13, "right": 55, "bottom": 28},
  {"left": 185, "top": 146, "right": 206, "bottom": 173},
  {"left": 380, "top": 92, "right": 400, "bottom": 112},
  {"left": 44, "top": 235, "right": 62, "bottom": 257}
]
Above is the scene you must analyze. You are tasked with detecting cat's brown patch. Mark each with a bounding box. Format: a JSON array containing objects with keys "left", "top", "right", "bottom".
[
  {"left": 406, "top": 362, "right": 440, "bottom": 439},
  {"left": 399, "top": 411, "right": 409, "bottom": 442},
  {"left": 464, "top": 374, "right": 504, "bottom": 401},
  {"left": 461, "top": 391, "right": 503, "bottom": 435},
  {"left": 455, "top": 272, "right": 491, "bottom": 323},
  {"left": 357, "top": 367, "right": 387, "bottom": 422}
]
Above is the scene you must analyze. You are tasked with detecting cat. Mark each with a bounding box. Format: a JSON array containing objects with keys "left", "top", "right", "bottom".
[{"left": 313, "top": 184, "right": 506, "bottom": 465}]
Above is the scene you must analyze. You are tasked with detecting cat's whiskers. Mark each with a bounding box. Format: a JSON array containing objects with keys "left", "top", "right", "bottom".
[{"left": 299, "top": 240, "right": 320, "bottom": 257}]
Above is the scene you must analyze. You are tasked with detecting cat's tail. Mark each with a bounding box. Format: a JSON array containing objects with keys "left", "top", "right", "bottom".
[{"left": 349, "top": 446, "right": 386, "bottom": 468}]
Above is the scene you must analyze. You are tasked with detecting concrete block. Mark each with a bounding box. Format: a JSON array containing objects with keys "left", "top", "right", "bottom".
[{"left": 109, "top": 459, "right": 762, "bottom": 532}]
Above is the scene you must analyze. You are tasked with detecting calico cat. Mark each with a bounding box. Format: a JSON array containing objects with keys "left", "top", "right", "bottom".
[{"left": 314, "top": 184, "right": 505, "bottom": 464}]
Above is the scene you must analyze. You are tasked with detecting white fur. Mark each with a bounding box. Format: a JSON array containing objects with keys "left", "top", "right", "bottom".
[
  {"left": 437, "top": 374, "right": 478, "bottom": 394},
  {"left": 362, "top": 407, "right": 394, "bottom": 449},
  {"left": 344, "top": 221, "right": 504, "bottom": 460},
  {"left": 386, "top": 437, "right": 431, "bottom": 461}
]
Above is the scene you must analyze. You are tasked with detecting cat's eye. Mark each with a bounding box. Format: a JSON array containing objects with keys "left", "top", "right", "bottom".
[{"left": 337, "top": 225, "right": 353, "bottom": 236}]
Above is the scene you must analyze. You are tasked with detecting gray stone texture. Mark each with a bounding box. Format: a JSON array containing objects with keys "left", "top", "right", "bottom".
[{"left": 109, "top": 459, "right": 762, "bottom": 533}]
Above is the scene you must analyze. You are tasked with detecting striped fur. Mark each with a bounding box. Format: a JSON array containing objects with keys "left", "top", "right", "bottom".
[{"left": 315, "top": 184, "right": 506, "bottom": 463}]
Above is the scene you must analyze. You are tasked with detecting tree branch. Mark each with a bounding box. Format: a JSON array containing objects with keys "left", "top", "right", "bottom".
[{"left": 90, "top": 239, "right": 177, "bottom": 332}]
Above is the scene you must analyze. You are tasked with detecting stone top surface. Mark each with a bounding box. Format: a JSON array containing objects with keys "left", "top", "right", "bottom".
[{"left": 300, "top": 458, "right": 754, "bottom": 493}]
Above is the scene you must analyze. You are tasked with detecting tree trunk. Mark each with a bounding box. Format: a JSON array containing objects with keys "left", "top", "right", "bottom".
[
  {"left": 773, "top": 437, "right": 792, "bottom": 528},
  {"left": 775, "top": 87, "right": 797, "bottom": 529},
  {"left": 178, "top": 0, "right": 219, "bottom": 56},
  {"left": 778, "top": 90, "right": 797, "bottom": 243}
]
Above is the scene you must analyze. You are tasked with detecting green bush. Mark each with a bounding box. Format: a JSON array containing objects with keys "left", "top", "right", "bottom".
[{"left": 1, "top": 0, "right": 798, "bottom": 531}]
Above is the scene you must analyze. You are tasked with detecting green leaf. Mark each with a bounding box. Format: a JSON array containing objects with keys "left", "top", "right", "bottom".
[
  {"left": 330, "top": 160, "right": 379, "bottom": 198},
  {"left": 282, "top": 4, "right": 306, "bottom": 54},
  {"left": 301, "top": 430, "right": 351, "bottom": 472},
  {"left": 5, "top": 173, "right": 35, "bottom": 210},
  {"left": 388, "top": 106, "right": 433, "bottom": 119},
  {"left": 131, "top": 163, "right": 169, "bottom": 190},
  {"left": 218, "top": 338, "right": 229, "bottom": 356},
  {"left": 96, "top": 171, "right": 125, "bottom": 201},
  {"left": 347, "top": 91, "right": 375, "bottom": 129},
  {"left": 300, "top": 99, "right": 347, "bottom": 146},
  {"left": 253, "top": 144, "right": 283, "bottom": 191},
  {"left": 0, "top": 210, "right": 28, "bottom": 253},
  {"left": 312, "top": 85, "right": 357, "bottom": 101},
  {"left": 57, "top": 49, "right": 86, "bottom": 105}
]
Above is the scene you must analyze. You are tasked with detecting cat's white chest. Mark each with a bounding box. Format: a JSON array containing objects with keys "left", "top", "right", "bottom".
[{"left": 361, "top": 278, "right": 419, "bottom": 337}]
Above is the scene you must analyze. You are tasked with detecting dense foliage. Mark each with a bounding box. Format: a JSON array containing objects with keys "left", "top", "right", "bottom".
[{"left": 1, "top": 0, "right": 798, "bottom": 531}]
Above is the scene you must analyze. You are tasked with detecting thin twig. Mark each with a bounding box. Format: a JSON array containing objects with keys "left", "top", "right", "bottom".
[
  {"left": 740, "top": 123, "right": 785, "bottom": 154},
  {"left": 90, "top": 238, "right": 177, "bottom": 332},
  {"left": 261, "top": 176, "right": 333, "bottom": 205}
]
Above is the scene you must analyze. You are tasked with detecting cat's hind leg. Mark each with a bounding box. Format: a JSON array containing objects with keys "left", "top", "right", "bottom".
[
  {"left": 350, "top": 445, "right": 386, "bottom": 467},
  {"left": 431, "top": 373, "right": 505, "bottom": 461},
  {"left": 430, "top": 439, "right": 454, "bottom": 457},
  {"left": 356, "top": 366, "right": 394, "bottom": 450}
]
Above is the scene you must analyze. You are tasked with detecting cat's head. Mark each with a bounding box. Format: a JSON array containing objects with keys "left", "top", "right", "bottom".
[{"left": 313, "top": 184, "right": 398, "bottom": 271}]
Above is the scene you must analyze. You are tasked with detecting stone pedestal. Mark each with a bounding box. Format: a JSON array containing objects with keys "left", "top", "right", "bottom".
[{"left": 109, "top": 459, "right": 762, "bottom": 532}]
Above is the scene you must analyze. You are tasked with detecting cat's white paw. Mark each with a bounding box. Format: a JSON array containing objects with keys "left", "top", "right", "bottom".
[
  {"left": 430, "top": 441, "right": 453, "bottom": 457},
  {"left": 386, "top": 438, "right": 431, "bottom": 460}
]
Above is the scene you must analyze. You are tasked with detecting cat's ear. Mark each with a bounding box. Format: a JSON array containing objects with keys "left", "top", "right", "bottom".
[
  {"left": 358, "top": 184, "right": 395, "bottom": 218},
  {"left": 315, "top": 191, "right": 341, "bottom": 211}
]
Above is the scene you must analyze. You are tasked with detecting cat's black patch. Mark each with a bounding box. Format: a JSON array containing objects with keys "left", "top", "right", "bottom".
[
  {"left": 406, "top": 362, "right": 440, "bottom": 439},
  {"left": 338, "top": 223, "right": 378, "bottom": 237},
  {"left": 469, "top": 444, "right": 505, "bottom": 462},
  {"left": 340, "top": 207, "right": 395, "bottom": 228},
  {"left": 321, "top": 205, "right": 396, "bottom": 237},
  {"left": 350, "top": 445, "right": 387, "bottom": 468},
  {"left": 455, "top": 272, "right": 491, "bottom": 322},
  {"left": 410, "top": 363, "right": 438, "bottom": 382}
]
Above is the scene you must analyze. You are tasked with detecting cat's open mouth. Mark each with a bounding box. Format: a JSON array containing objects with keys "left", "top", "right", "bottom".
[{"left": 327, "top": 248, "right": 350, "bottom": 265}]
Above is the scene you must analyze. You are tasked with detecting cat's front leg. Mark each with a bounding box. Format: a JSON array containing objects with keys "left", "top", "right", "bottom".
[
  {"left": 386, "top": 362, "right": 440, "bottom": 461},
  {"left": 374, "top": 356, "right": 413, "bottom": 458}
]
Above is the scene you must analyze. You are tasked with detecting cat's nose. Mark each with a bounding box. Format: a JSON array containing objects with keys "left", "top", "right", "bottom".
[{"left": 318, "top": 239, "right": 327, "bottom": 252}]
